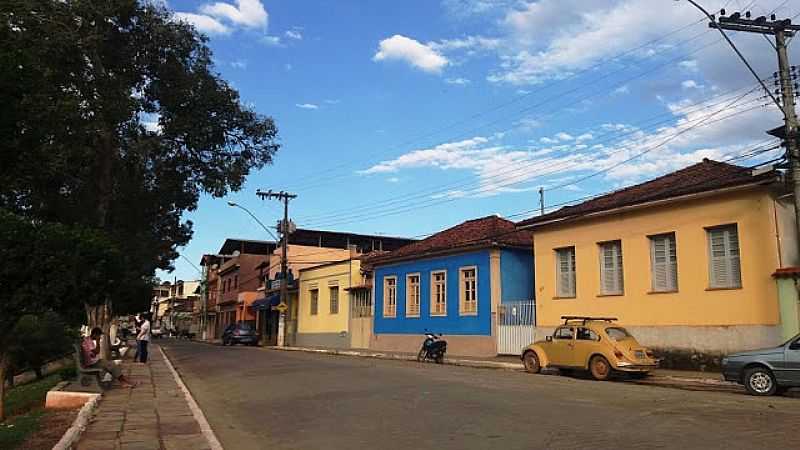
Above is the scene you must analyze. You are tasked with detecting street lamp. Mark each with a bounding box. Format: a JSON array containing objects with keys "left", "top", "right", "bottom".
[{"left": 227, "top": 201, "right": 280, "bottom": 241}]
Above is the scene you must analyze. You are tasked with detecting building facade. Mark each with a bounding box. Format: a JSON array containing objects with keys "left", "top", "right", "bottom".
[
  {"left": 296, "top": 259, "right": 361, "bottom": 348},
  {"left": 369, "top": 216, "right": 534, "bottom": 357},
  {"left": 518, "top": 160, "right": 799, "bottom": 357}
]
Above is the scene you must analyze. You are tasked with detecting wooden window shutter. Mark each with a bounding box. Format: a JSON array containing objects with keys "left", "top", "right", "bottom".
[
  {"left": 708, "top": 225, "right": 741, "bottom": 288},
  {"left": 600, "top": 241, "right": 623, "bottom": 295},
  {"left": 556, "top": 248, "right": 576, "bottom": 297},
  {"left": 651, "top": 234, "right": 677, "bottom": 292}
]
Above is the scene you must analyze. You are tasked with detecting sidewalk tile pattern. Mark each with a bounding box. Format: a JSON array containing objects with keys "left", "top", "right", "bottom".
[{"left": 76, "top": 346, "right": 210, "bottom": 450}]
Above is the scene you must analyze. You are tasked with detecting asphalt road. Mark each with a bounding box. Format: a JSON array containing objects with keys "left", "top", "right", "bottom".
[{"left": 161, "top": 340, "right": 798, "bottom": 450}]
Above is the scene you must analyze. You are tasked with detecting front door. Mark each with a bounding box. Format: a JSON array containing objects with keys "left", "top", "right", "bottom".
[
  {"left": 785, "top": 337, "right": 800, "bottom": 385},
  {"left": 549, "top": 326, "right": 576, "bottom": 367},
  {"left": 571, "top": 327, "right": 603, "bottom": 369}
]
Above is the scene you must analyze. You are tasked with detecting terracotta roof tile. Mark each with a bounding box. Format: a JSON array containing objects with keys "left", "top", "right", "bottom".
[
  {"left": 366, "top": 215, "right": 532, "bottom": 265},
  {"left": 517, "top": 159, "right": 776, "bottom": 228}
]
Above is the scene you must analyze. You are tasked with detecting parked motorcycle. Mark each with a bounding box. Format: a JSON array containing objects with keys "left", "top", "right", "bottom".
[{"left": 417, "top": 331, "right": 447, "bottom": 364}]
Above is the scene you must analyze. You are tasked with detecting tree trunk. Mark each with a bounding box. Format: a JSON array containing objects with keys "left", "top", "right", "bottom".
[
  {"left": 85, "top": 298, "right": 113, "bottom": 361},
  {"left": 0, "top": 351, "right": 8, "bottom": 423}
]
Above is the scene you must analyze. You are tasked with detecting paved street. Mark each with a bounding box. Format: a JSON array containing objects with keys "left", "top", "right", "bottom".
[{"left": 161, "top": 340, "right": 797, "bottom": 450}]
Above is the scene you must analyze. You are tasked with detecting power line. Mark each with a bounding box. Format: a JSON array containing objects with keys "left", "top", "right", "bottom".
[
  {"left": 297, "top": 83, "right": 764, "bottom": 224},
  {"left": 304, "top": 93, "right": 764, "bottom": 229}
]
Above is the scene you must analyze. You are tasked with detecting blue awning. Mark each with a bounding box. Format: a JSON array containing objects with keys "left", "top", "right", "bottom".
[{"left": 251, "top": 294, "right": 280, "bottom": 310}]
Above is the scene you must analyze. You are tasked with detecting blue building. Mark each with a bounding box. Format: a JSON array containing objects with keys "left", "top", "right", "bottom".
[{"left": 367, "top": 216, "right": 534, "bottom": 357}]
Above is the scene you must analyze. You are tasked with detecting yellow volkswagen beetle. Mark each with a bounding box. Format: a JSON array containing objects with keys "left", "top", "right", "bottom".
[{"left": 521, "top": 316, "right": 659, "bottom": 380}]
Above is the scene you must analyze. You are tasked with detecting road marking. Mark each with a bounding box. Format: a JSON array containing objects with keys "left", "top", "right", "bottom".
[{"left": 159, "top": 345, "right": 224, "bottom": 450}]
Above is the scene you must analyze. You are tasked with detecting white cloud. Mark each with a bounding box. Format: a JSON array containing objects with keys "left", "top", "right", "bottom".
[
  {"left": 373, "top": 35, "right": 449, "bottom": 74},
  {"left": 679, "top": 59, "right": 698, "bottom": 71},
  {"left": 200, "top": 0, "right": 268, "bottom": 30},
  {"left": 681, "top": 79, "right": 702, "bottom": 89},
  {"left": 230, "top": 60, "right": 248, "bottom": 69},
  {"left": 555, "top": 132, "right": 574, "bottom": 141},
  {"left": 445, "top": 77, "right": 471, "bottom": 85},
  {"left": 296, "top": 103, "right": 319, "bottom": 110},
  {"left": 356, "top": 87, "right": 782, "bottom": 199},
  {"left": 324, "top": 99, "right": 341, "bottom": 104},
  {"left": 174, "top": 12, "right": 231, "bottom": 35},
  {"left": 387, "top": 177, "right": 400, "bottom": 183},
  {"left": 285, "top": 29, "right": 303, "bottom": 40},
  {"left": 613, "top": 85, "right": 629, "bottom": 95},
  {"left": 261, "top": 35, "right": 283, "bottom": 46}
]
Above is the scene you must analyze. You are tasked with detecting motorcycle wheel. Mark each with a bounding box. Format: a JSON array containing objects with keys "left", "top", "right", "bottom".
[
  {"left": 417, "top": 348, "right": 427, "bottom": 362},
  {"left": 435, "top": 353, "right": 444, "bottom": 364}
]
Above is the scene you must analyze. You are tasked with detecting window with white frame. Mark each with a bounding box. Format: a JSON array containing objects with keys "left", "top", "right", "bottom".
[
  {"left": 329, "top": 286, "right": 339, "bottom": 314},
  {"left": 406, "top": 274, "right": 420, "bottom": 317},
  {"left": 431, "top": 271, "right": 447, "bottom": 316},
  {"left": 310, "top": 289, "right": 319, "bottom": 315},
  {"left": 556, "top": 247, "right": 576, "bottom": 298},
  {"left": 707, "top": 224, "right": 741, "bottom": 289},
  {"left": 459, "top": 267, "right": 477, "bottom": 315},
  {"left": 599, "top": 240, "right": 624, "bottom": 295},
  {"left": 650, "top": 233, "right": 678, "bottom": 292},
  {"left": 383, "top": 277, "right": 397, "bottom": 317}
]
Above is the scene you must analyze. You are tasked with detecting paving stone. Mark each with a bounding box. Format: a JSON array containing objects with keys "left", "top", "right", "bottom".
[
  {"left": 80, "top": 430, "right": 120, "bottom": 441},
  {"left": 162, "top": 434, "right": 211, "bottom": 450},
  {"left": 159, "top": 420, "right": 201, "bottom": 436},
  {"left": 119, "top": 440, "right": 161, "bottom": 450},
  {"left": 77, "top": 439, "right": 120, "bottom": 450}
]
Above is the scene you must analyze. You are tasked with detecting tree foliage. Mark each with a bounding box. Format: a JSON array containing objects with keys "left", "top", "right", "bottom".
[{"left": 0, "top": 0, "right": 279, "bottom": 312}]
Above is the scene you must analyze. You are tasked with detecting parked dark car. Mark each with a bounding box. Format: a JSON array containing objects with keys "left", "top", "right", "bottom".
[
  {"left": 222, "top": 323, "right": 259, "bottom": 346},
  {"left": 722, "top": 333, "right": 800, "bottom": 396}
]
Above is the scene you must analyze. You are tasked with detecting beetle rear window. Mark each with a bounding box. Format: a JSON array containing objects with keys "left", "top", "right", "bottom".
[{"left": 605, "top": 327, "right": 631, "bottom": 341}]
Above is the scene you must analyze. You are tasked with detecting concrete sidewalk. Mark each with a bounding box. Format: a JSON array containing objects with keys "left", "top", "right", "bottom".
[
  {"left": 76, "top": 345, "right": 212, "bottom": 450},
  {"left": 266, "top": 345, "right": 727, "bottom": 383}
]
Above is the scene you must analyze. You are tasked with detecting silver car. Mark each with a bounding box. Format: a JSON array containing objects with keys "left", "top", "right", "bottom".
[{"left": 722, "top": 334, "right": 800, "bottom": 396}]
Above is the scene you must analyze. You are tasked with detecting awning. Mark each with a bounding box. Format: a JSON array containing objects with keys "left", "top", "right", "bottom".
[{"left": 251, "top": 294, "right": 280, "bottom": 310}]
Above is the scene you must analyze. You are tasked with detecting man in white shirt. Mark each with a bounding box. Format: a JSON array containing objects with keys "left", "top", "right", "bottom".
[{"left": 137, "top": 314, "right": 151, "bottom": 363}]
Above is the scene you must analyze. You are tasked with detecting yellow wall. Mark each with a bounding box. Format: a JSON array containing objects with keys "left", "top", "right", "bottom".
[
  {"left": 297, "top": 260, "right": 360, "bottom": 334},
  {"left": 533, "top": 188, "right": 782, "bottom": 327},
  {"left": 269, "top": 244, "right": 353, "bottom": 280}
]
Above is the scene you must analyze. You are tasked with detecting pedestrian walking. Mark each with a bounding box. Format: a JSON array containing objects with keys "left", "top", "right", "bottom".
[{"left": 137, "top": 313, "right": 151, "bottom": 364}]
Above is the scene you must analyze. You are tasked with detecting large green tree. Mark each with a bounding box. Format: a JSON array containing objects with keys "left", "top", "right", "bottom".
[
  {"left": 0, "top": 0, "right": 279, "bottom": 340},
  {"left": 0, "top": 211, "right": 123, "bottom": 421}
]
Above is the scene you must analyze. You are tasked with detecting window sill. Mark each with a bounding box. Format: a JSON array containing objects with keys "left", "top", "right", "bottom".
[
  {"left": 406, "top": 315, "right": 420, "bottom": 319},
  {"left": 705, "top": 286, "right": 742, "bottom": 291},
  {"left": 430, "top": 313, "right": 448, "bottom": 317},
  {"left": 459, "top": 312, "right": 478, "bottom": 317},
  {"left": 647, "top": 290, "right": 679, "bottom": 295},
  {"left": 552, "top": 296, "right": 576, "bottom": 300},
  {"left": 596, "top": 293, "right": 624, "bottom": 298}
]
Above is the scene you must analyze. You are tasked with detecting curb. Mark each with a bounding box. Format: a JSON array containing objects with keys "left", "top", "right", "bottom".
[
  {"left": 52, "top": 391, "right": 101, "bottom": 450},
  {"left": 266, "top": 345, "right": 526, "bottom": 371},
  {"left": 265, "top": 346, "right": 734, "bottom": 384},
  {"left": 159, "top": 346, "right": 224, "bottom": 450}
]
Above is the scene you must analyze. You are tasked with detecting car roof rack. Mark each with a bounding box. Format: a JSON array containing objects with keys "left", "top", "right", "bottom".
[{"left": 561, "top": 316, "right": 618, "bottom": 325}]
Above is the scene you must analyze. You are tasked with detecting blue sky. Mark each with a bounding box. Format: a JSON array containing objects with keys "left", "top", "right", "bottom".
[{"left": 159, "top": 0, "right": 799, "bottom": 281}]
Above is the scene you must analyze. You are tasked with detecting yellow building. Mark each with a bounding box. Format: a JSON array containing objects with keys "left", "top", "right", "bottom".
[
  {"left": 518, "top": 160, "right": 799, "bottom": 355},
  {"left": 297, "top": 259, "right": 362, "bottom": 348}
]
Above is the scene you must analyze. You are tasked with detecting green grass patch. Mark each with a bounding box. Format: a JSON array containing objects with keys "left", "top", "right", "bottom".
[
  {"left": 4, "top": 374, "right": 61, "bottom": 417},
  {"left": 0, "top": 410, "right": 44, "bottom": 450},
  {"left": 0, "top": 374, "right": 63, "bottom": 449}
]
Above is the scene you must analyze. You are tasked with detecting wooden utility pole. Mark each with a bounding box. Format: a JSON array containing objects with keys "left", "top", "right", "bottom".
[
  {"left": 708, "top": 9, "right": 800, "bottom": 248},
  {"left": 256, "top": 189, "right": 297, "bottom": 347}
]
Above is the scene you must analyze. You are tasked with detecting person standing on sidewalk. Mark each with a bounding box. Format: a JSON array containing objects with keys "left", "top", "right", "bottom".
[{"left": 137, "top": 313, "right": 151, "bottom": 363}]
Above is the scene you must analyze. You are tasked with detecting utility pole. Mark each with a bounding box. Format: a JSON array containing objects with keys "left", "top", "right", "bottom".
[
  {"left": 538, "top": 187, "right": 545, "bottom": 216},
  {"left": 705, "top": 8, "right": 800, "bottom": 249},
  {"left": 256, "top": 189, "right": 297, "bottom": 347}
]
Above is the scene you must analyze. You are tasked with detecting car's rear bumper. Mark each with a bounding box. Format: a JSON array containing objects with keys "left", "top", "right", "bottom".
[
  {"left": 231, "top": 336, "right": 259, "bottom": 344},
  {"left": 615, "top": 362, "right": 658, "bottom": 372}
]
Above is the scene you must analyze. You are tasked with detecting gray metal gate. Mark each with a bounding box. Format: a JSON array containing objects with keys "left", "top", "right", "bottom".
[{"left": 497, "top": 300, "right": 536, "bottom": 355}]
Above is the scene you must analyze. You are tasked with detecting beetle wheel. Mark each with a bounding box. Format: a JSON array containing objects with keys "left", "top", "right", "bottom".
[
  {"left": 589, "top": 355, "right": 612, "bottom": 381},
  {"left": 523, "top": 351, "right": 541, "bottom": 374}
]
